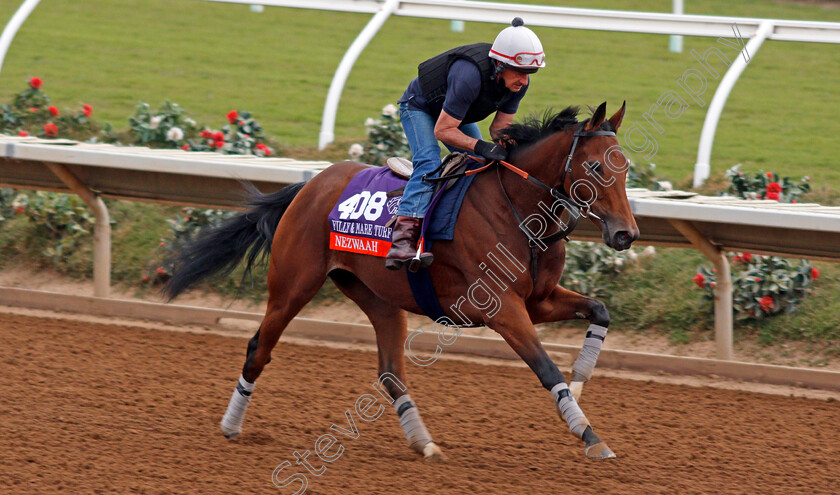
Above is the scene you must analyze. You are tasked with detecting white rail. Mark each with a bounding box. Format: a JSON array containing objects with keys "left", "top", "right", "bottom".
[
  {"left": 205, "top": 0, "right": 840, "bottom": 182},
  {"left": 0, "top": 0, "right": 41, "bottom": 80},
  {"left": 5, "top": 135, "right": 840, "bottom": 359}
]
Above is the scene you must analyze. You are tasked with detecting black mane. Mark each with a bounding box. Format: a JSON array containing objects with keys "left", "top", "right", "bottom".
[{"left": 500, "top": 106, "right": 580, "bottom": 150}]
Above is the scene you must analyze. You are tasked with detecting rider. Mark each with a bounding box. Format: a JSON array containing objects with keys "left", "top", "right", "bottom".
[{"left": 385, "top": 17, "right": 546, "bottom": 270}]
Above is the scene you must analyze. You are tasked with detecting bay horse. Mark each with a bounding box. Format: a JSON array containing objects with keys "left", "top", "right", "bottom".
[{"left": 164, "top": 102, "right": 639, "bottom": 461}]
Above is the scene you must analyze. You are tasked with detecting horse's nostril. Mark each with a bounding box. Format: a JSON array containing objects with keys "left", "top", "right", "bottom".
[{"left": 613, "top": 230, "right": 634, "bottom": 249}]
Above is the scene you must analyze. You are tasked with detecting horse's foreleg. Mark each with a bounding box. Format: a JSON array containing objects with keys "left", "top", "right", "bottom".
[
  {"left": 220, "top": 262, "right": 327, "bottom": 439},
  {"left": 528, "top": 286, "right": 610, "bottom": 401},
  {"left": 330, "top": 270, "right": 444, "bottom": 461},
  {"left": 491, "top": 304, "right": 615, "bottom": 459}
]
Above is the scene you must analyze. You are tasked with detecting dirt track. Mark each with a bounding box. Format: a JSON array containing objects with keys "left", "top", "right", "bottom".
[{"left": 2, "top": 312, "right": 839, "bottom": 494}]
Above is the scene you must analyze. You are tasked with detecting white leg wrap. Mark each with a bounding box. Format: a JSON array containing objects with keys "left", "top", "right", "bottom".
[
  {"left": 220, "top": 375, "right": 254, "bottom": 438},
  {"left": 551, "top": 383, "right": 590, "bottom": 438},
  {"left": 571, "top": 324, "right": 608, "bottom": 382},
  {"left": 393, "top": 394, "right": 433, "bottom": 452}
]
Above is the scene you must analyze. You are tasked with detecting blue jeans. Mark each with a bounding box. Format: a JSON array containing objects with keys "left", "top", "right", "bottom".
[{"left": 397, "top": 100, "right": 482, "bottom": 218}]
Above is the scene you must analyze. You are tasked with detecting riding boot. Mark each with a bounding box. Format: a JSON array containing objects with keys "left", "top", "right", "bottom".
[{"left": 385, "top": 216, "right": 433, "bottom": 271}]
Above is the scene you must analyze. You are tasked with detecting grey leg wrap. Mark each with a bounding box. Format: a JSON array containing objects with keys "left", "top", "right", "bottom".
[
  {"left": 551, "top": 383, "right": 590, "bottom": 438},
  {"left": 220, "top": 375, "right": 255, "bottom": 438},
  {"left": 571, "top": 324, "right": 608, "bottom": 382},
  {"left": 393, "top": 394, "right": 433, "bottom": 452}
]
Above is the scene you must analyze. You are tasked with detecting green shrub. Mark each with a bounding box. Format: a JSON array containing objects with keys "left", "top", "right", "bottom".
[
  {"left": 128, "top": 100, "right": 199, "bottom": 147},
  {"left": 695, "top": 254, "right": 818, "bottom": 320},
  {"left": 348, "top": 104, "right": 410, "bottom": 166},
  {"left": 726, "top": 165, "right": 811, "bottom": 202},
  {"left": 626, "top": 162, "right": 672, "bottom": 191},
  {"left": 559, "top": 241, "right": 654, "bottom": 298},
  {"left": 144, "top": 207, "right": 235, "bottom": 284},
  {"left": 21, "top": 191, "right": 97, "bottom": 264},
  {"left": 0, "top": 77, "right": 98, "bottom": 140}
]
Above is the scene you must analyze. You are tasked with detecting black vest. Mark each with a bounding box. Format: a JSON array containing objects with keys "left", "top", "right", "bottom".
[{"left": 417, "top": 43, "right": 514, "bottom": 124}]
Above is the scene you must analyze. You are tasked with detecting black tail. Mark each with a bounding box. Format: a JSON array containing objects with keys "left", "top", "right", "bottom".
[{"left": 162, "top": 181, "right": 306, "bottom": 301}]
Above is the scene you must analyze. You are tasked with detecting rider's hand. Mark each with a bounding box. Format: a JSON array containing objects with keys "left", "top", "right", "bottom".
[{"left": 474, "top": 140, "right": 508, "bottom": 163}]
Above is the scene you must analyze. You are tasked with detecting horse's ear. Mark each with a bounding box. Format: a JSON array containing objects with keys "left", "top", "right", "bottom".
[
  {"left": 609, "top": 101, "right": 626, "bottom": 130},
  {"left": 585, "top": 101, "right": 607, "bottom": 130}
]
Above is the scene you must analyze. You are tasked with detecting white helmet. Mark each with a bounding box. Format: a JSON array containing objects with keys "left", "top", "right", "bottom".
[{"left": 489, "top": 17, "right": 545, "bottom": 73}]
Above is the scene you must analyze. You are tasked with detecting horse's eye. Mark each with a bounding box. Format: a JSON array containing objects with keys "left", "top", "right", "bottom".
[{"left": 587, "top": 161, "right": 603, "bottom": 176}]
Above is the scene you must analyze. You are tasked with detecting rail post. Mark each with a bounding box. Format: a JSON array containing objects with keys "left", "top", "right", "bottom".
[
  {"left": 43, "top": 163, "right": 111, "bottom": 297},
  {"left": 693, "top": 20, "right": 774, "bottom": 188},
  {"left": 318, "top": 0, "right": 400, "bottom": 150},
  {"left": 0, "top": 0, "right": 42, "bottom": 81},
  {"left": 669, "top": 219, "right": 733, "bottom": 360}
]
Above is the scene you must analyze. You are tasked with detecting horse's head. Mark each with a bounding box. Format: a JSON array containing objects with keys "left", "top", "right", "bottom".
[{"left": 562, "top": 102, "right": 639, "bottom": 251}]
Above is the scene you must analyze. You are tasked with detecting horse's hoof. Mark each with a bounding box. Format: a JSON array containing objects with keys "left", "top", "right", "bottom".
[
  {"left": 422, "top": 442, "right": 446, "bottom": 462},
  {"left": 584, "top": 441, "right": 616, "bottom": 460},
  {"left": 569, "top": 381, "right": 584, "bottom": 401},
  {"left": 220, "top": 422, "right": 241, "bottom": 439}
]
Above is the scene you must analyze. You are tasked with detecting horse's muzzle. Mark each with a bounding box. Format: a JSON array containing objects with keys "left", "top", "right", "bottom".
[{"left": 610, "top": 229, "right": 639, "bottom": 251}]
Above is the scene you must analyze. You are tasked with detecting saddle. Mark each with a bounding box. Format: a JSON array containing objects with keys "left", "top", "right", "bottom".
[{"left": 386, "top": 152, "right": 471, "bottom": 192}]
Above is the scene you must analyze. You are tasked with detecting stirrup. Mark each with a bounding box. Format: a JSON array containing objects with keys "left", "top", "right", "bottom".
[{"left": 408, "top": 245, "right": 434, "bottom": 272}]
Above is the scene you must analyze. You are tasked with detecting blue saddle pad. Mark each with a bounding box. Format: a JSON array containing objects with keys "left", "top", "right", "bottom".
[{"left": 423, "top": 158, "right": 482, "bottom": 244}]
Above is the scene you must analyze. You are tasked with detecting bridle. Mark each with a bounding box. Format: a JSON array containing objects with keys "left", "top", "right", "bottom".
[
  {"left": 468, "top": 123, "right": 616, "bottom": 283},
  {"left": 423, "top": 122, "right": 617, "bottom": 284},
  {"left": 557, "top": 124, "right": 617, "bottom": 220}
]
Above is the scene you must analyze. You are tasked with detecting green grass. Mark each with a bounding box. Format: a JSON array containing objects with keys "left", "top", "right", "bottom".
[{"left": 1, "top": 0, "right": 840, "bottom": 186}]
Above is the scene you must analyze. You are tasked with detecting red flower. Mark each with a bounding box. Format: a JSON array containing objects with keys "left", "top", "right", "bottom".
[
  {"left": 29, "top": 77, "right": 42, "bottom": 89},
  {"left": 156, "top": 266, "right": 166, "bottom": 275},
  {"left": 28, "top": 107, "right": 38, "bottom": 113},
  {"left": 766, "top": 192, "right": 780, "bottom": 201},
  {"left": 766, "top": 182, "right": 782, "bottom": 193},
  {"left": 227, "top": 110, "right": 238, "bottom": 123},
  {"left": 766, "top": 172, "right": 773, "bottom": 179},
  {"left": 693, "top": 273, "right": 705, "bottom": 288},
  {"left": 83, "top": 104, "right": 92, "bottom": 117},
  {"left": 791, "top": 200, "right": 797, "bottom": 204},
  {"left": 759, "top": 295, "right": 775, "bottom": 312},
  {"left": 213, "top": 131, "right": 224, "bottom": 142},
  {"left": 200, "top": 129, "right": 213, "bottom": 139},
  {"left": 15, "top": 206, "right": 25, "bottom": 215},
  {"left": 742, "top": 253, "right": 753, "bottom": 262},
  {"left": 214, "top": 140, "right": 224, "bottom": 149},
  {"left": 181, "top": 144, "right": 190, "bottom": 150},
  {"left": 44, "top": 123, "right": 58, "bottom": 137},
  {"left": 754, "top": 277, "right": 761, "bottom": 282},
  {"left": 48, "top": 106, "right": 59, "bottom": 117},
  {"left": 17, "top": 131, "right": 28, "bottom": 137},
  {"left": 812, "top": 267, "right": 820, "bottom": 280}
]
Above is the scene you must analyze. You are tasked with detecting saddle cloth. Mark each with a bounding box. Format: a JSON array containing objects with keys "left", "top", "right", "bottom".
[{"left": 327, "top": 156, "right": 479, "bottom": 257}]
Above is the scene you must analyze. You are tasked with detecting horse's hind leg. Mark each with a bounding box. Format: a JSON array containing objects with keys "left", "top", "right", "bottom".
[
  {"left": 330, "top": 269, "right": 444, "bottom": 461},
  {"left": 220, "top": 261, "right": 327, "bottom": 439}
]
